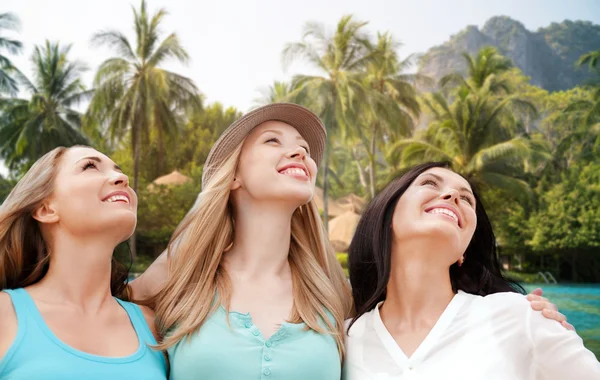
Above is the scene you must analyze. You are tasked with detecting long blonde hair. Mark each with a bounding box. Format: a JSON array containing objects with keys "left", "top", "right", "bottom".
[
  {"left": 154, "top": 141, "right": 352, "bottom": 357},
  {"left": 0, "top": 146, "right": 129, "bottom": 296}
]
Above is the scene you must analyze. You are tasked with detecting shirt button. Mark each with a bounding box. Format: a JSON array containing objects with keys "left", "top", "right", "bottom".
[
  {"left": 263, "top": 368, "right": 271, "bottom": 376},
  {"left": 252, "top": 330, "right": 260, "bottom": 336},
  {"left": 265, "top": 341, "right": 272, "bottom": 347},
  {"left": 264, "top": 355, "right": 271, "bottom": 361},
  {"left": 244, "top": 321, "right": 252, "bottom": 328}
]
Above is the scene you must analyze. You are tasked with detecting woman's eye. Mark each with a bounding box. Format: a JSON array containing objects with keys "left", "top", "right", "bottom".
[
  {"left": 266, "top": 137, "right": 280, "bottom": 144},
  {"left": 83, "top": 161, "right": 97, "bottom": 170},
  {"left": 421, "top": 179, "right": 437, "bottom": 186},
  {"left": 301, "top": 145, "right": 310, "bottom": 154},
  {"left": 461, "top": 196, "right": 474, "bottom": 207}
]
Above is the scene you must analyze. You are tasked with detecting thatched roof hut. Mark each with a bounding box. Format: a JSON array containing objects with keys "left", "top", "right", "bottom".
[{"left": 328, "top": 211, "right": 361, "bottom": 252}]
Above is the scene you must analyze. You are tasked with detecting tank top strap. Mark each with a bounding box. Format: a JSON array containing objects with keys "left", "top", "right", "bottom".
[
  {"left": 2, "top": 288, "right": 31, "bottom": 321},
  {"left": 0, "top": 289, "right": 31, "bottom": 373},
  {"left": 115, "top": 299, "right": 158, "bottom": 345}
]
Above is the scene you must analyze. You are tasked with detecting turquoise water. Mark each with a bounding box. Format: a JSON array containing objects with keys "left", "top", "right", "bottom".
[{"left": 523, "top": 283, "right": 600, "bottom": 358}]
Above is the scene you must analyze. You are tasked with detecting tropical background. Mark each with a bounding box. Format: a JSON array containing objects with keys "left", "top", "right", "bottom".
[{"left": 0, "top": 0, "right": 599, "bottom": 356}]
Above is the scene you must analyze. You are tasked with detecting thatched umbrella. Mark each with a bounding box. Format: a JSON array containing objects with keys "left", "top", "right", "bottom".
[
  {"left": 148, "top": 170, "right": 192, "bottom": 191},
  {"left": 153, "top": 170, "right": 192, "bottom": 186},
  {"left": 328, "top": 211, "right": 361, "bottom": 252},
  {"left": 313, "top": 187, "right": 346, "bottom": 217},
  {"left": 337, "top": 193, "right": 367, "bottom": 214}
]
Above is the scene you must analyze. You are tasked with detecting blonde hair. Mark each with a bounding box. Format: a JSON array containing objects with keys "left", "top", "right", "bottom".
[
  {"left": 154, "top": 141, "right": 352, "bottom": 358},
  {"left": 0, "top": 146, "right": 129, "bottom": 296}
]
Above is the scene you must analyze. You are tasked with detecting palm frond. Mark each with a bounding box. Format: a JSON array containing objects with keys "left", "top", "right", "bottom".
[{"left": 91, "top": 30, "right": 137, "bottom": 61}]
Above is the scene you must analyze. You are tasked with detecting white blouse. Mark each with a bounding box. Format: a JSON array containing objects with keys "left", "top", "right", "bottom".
[{"left": 343, "top": 290, "right": 600, "bottom": 380}]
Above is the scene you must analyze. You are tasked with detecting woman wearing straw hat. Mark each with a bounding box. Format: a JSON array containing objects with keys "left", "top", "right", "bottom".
[
  {"left": 130, "top": 104, "right": 570, "bottom": 379},
  {"left": 133, "top": 103, "right": 351, "bottom": 379}
]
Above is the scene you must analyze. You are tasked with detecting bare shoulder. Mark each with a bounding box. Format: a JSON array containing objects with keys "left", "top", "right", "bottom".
[
  {"left": 137, "top": 304, "right": 160, "bottom": 340},
  {"left": 0, "top": 292, "right": 18, "bottom": 359}
]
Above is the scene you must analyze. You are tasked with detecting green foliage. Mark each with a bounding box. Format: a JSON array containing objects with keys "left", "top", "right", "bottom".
[
  {"left": 0, "top": 174, "right": 14, "bottom": 204},
  {"left": 0, "top": 12, "right": 22, "bottom": 95},
  {"left": 0, "top": 10, "right": 599, "bottom": 285},
  {"left": 87, "top": 0, "right": 201, "bottom": 193},
  {"left": 336, "top": 253, "right": 348, "bottom": 268},
  {"left": 393, "top": 48, "right": 540, "bottom": 195},
  {"left": 336, "top": 253, "right": 348, "bottom": 277},
  {"left": 0, "top": 41, "right": 90, "bottom": 172},
  {"left": 529, "top": 163, "right": 600, "bottom": 252},
  {"left": 136, "top": 180, "right": 201, "bottom": 257}
]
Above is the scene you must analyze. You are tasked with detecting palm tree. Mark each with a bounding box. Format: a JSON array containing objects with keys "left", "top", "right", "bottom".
[
  {"left": 0, "top": 41, "right": 90, "bottom": 171},
  {"left": 253, "top": 81, "right": 293, "bottom": 105},
  {"left": 88, "top": 0, "right": 200, "bottom": 257},
  {"left": 0, "top": 12, "right": 22, "bottom": 95},
  {"left": 354, "top": 32, "right": 424, "bottom": 198},
  {"left": 577, "top": 50, "right": 600, "bottom": 71},
  {"left": 389, "top": 48, "right": 539, "bottom": 193},
  {"left": 282, "top": 15, "right": 372, "bottom": 227},
  {"left": 440, "top": 46, "right": 513, "bottom": 95},
  {"left": 88, "top": 0, "right": 200, "bottom": 192},
  {"left": 559, "top": 50, "right": 600, "bottom": 162}
]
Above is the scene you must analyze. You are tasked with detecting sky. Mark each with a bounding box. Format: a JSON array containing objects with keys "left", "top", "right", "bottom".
[{"left": 1, "top": 0, "right": 600, "bottom": 176}]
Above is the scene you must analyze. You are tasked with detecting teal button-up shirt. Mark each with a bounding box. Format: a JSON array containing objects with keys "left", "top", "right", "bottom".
[{"left": 168, "top": 305, "right": 341, "bottom": 380}]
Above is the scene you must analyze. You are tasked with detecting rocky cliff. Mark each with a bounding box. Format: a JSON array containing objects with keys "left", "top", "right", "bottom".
[{"left": 418, "top": 16, "right": 600, "bottom": 90}]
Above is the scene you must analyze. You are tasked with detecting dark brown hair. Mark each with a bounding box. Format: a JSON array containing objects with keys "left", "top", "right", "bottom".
[{"left": 348, "top": 162, "right": 523, "bottom": 329}]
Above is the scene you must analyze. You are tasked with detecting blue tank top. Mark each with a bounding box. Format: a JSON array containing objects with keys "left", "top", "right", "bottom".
[{"left": 0, "top": 288, "right": 167, "bottom": 380}]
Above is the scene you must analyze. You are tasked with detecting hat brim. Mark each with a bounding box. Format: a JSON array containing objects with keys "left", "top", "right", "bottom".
[{"left": 202, "top": 103, "right": 326, "bottom": 187}]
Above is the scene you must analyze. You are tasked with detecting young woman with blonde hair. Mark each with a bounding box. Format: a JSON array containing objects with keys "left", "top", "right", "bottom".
[
  {"left": 131, "top": 104, "right": 569, "bottom": 379},
  {"left": 132, "top": 103, "right": 352, "bottom": 379},
  {"left": 0, "top": 146, "right": 167, "bottom": 379}
]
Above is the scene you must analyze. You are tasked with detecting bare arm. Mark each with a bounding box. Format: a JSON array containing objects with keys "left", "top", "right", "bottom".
[{"left": 129, "top": 248, "right": 169, "bottom": 302}]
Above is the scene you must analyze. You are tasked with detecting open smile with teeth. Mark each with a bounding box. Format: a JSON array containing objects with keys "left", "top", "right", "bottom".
[
  {"left": 427, "top": 208, "right": 460, "bottom": 226},
  {"left": 280, "top": 168, "right": 308, "bottom": 177},
  {"left": 103, "top": 195, "right": 130, "bottom": 204}
]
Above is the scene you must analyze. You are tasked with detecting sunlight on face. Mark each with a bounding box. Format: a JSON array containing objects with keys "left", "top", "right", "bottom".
[
  {"left": 391, "top": 167, "right": 477, "bottom": 265},
  {"left": 232, "top": 121, "right": 318, "bottom": 208},
  {"left": 47, "top": 147, "right": 138, "bottom": 241}
]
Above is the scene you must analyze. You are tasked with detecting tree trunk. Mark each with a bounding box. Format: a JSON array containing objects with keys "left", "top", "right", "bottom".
[
  {"left": 322, "top": 141, "right": 330, "bottom": 232},
  {"left": 130, "top": 127, "right": 140, "bottom": 260},
  {"left": 351, "top": 147, "right": 368, "bottom": 194},
  {"left": 368, "top": 125, "right": 378, "bottom": 200}
]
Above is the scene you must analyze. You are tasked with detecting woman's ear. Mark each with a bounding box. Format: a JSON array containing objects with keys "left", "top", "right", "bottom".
[
  {"left": 230, "top": 176, "right": 242, "bottom": 191},
  {"left": 32, "top": 202, "right": 60, "bottom": 224}
]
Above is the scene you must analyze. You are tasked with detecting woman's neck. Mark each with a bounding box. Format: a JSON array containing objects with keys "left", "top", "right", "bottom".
[
  {"left": 224, "top": 202, "right": 294, "bottom": 278},
  {"left": 29, "top": 231, "right": 117, "bottom": 312},
  {"left": 381, "top": 240, "right": 455, "bottom": 330}
]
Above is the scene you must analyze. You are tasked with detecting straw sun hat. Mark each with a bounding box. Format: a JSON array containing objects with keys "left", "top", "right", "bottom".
[{"left": 202, "top": 103, "right": 326, "bottom": 187}]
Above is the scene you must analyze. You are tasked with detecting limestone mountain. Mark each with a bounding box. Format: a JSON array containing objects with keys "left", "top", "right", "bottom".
[{"left": 418, "top": 16, "right": 600, "bottom": 90}]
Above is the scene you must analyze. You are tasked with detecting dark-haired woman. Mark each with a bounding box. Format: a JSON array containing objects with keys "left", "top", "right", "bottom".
[
  {"left": 344, "top": 162, "right": 599, "bottom": 379},
  {"left": 0, "top": 146, "right": 167, "bottom": 379}
]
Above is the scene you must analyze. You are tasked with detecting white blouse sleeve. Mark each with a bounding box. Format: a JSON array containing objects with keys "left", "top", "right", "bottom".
[{"left": 527, "top": 305, "right": 600, "bottom": 379}]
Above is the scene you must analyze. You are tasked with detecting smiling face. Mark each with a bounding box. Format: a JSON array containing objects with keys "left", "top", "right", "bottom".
[
  {"left": 231, "top": 120, "right": 318, "bottom": 208},
  {"left": 391, "top": 167, "right": 477, "bottom": 265},
  {"left": 40, "top": 147, "right": 138, "bottom": 242}
]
